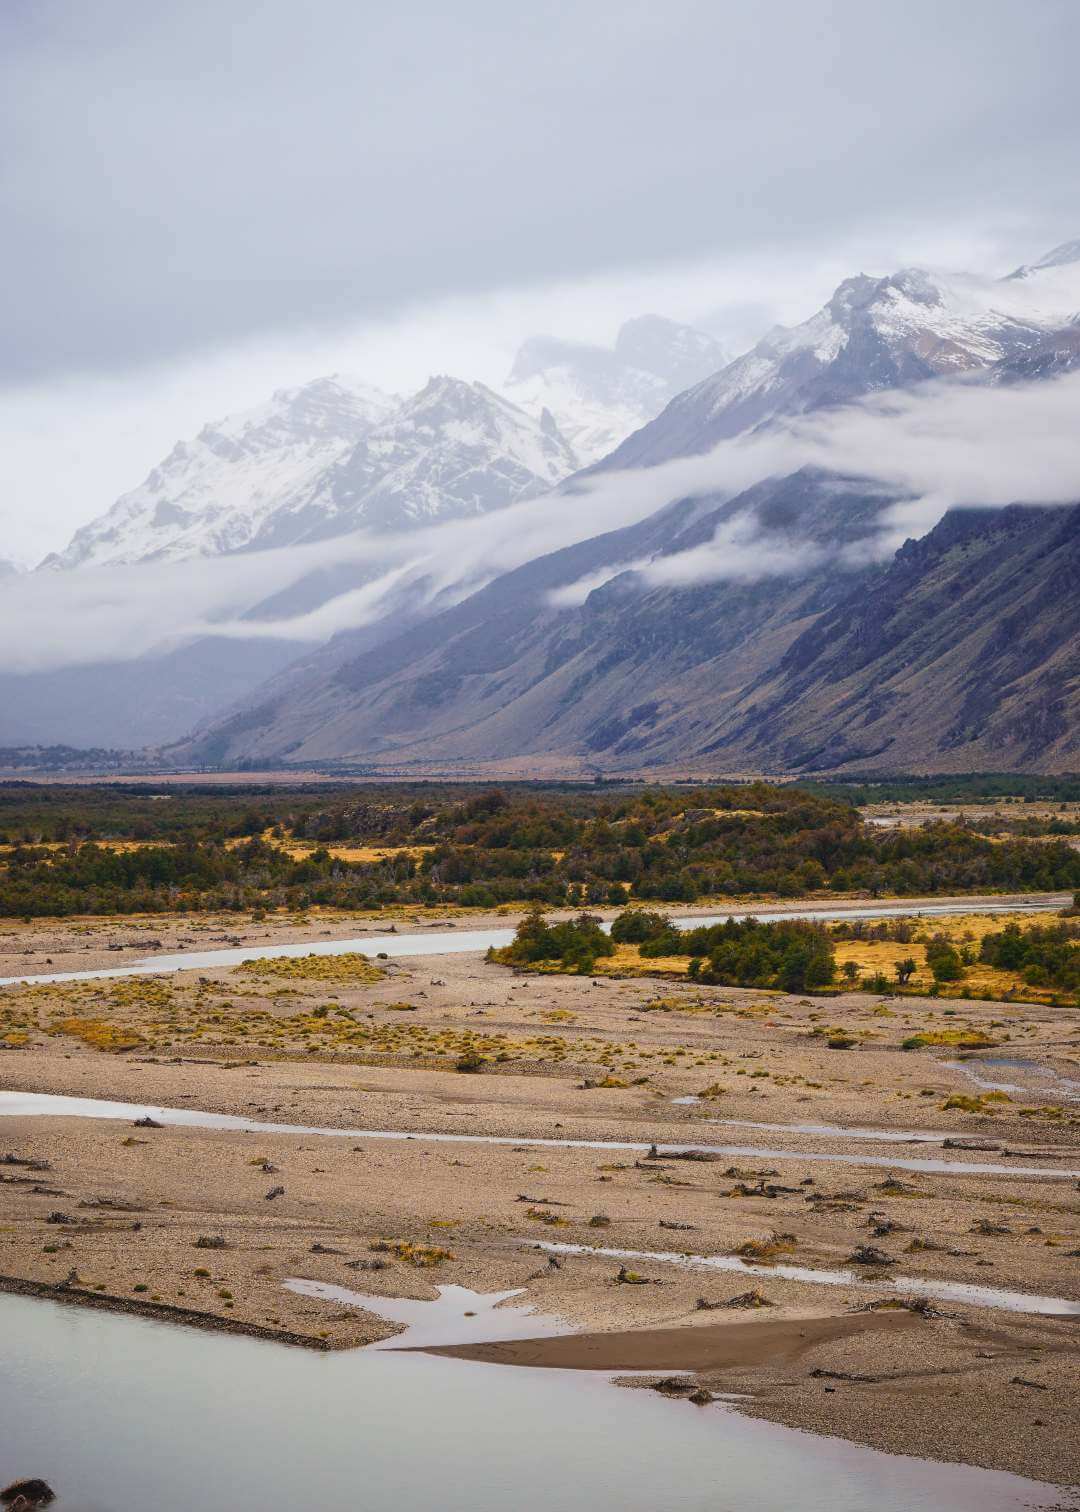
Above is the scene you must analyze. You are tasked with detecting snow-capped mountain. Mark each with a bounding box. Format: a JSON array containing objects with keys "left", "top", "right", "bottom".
[
  {"left": 46, "top": 377, "right": 397, "bottom": 570},
  {"left": 44, "top": 313, "right": 722, "bottom": 573},
  {"left": 21, "top": 237, "right": 1080, "bottom": 764},
  {"left": 504, "top": 315, "right": 728, "bottom": 464},
  {"left": 45, "top": 375, "right": 577, "bottom": 570},
  {"left": 278, "top": 376, "right": 578, "bottom": 543},
  {"left": 603, "top": 247, "right": 1080, "bottom": 469}
]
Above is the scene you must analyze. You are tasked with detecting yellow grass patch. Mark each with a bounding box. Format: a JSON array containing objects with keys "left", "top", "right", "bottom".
[
  {"left": 596, "top": 944, "right": 690, "bottom": 976},
  {"left": 369, "top": 1239, "right": 454, "bottom": 1267},
  {"left": 233, "top": 952, "right": 384, "bottom": 984},
  {"left": 48, "top": 1016, "right": 145, "bottom": 1053},
  {"left": 835, "top": 910, "right": 1069, "bottom": 1003}
]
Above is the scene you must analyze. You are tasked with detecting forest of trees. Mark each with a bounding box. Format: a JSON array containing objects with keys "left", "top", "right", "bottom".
[{"left": 2, "top": 781, "right": 1079, "bottom": 918}]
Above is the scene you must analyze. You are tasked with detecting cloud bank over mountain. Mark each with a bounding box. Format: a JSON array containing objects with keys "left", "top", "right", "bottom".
[{"left": 4, "top": 363, "right": 1079, "bottom": 677}]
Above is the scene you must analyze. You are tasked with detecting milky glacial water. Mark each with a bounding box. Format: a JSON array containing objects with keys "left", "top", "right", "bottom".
[
  {"left": 531, "top": 1242, "right": 1080, "bottom": 1318},
  {"left": 3, "top": 1090, "right": 1076, "bottom": 1180},
  {"left": 0, "top": 1291, "right": 1065, "bottom": 1512}
]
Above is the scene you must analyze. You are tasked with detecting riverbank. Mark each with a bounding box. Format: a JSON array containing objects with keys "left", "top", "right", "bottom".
[
  {"left": 0, "top": 890, "right": 1069, "bottom": 982},
  {"left": 427, "top": 1305, "right": 1080, "bottom": 1489},
  {"left": 1, "top": 933, "right": 1077, "bottom": 1486}
]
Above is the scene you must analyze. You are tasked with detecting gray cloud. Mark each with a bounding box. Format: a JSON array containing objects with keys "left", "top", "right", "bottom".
[{"left": 3, "top": 0, "right": 1078, "bottom": 388}]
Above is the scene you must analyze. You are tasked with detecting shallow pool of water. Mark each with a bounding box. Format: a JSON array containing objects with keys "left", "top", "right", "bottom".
[
  {"left": 0, "top": 1292, "right": 1061, "bottom": 1512},
  {"left": 705, "top": 1118, "right": 957, "bottom": 1144},
  {"left": 281, "top": 1278, "right": 569, "bottom": 1348}
]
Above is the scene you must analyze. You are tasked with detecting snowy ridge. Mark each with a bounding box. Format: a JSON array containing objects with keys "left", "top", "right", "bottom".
[
  {"left": 603, "top": 244, "right": 1080, "bottom": 468},
  {"left": 38, "top": 241, "right": 1080, "bottom": 573},
  {"left": 46, "top": 378, "right": 397, "bottom": 570},
  {"left": 291, "top": 376, "right": 578, "bottom": 538},
  {"left": 1006, "top": 236, "right": 1080, "bottom": 279},
  {"left": 45, "top": 376, "right": 578, "bottom": 570},
  {"left": 45, "top": 313, "right": 724, "bottom": 572}
]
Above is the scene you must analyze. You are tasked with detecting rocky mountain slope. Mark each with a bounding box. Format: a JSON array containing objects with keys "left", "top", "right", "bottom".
[
  {"left": 716, "top": 503, "right": 1080, "bottom": 773},
  {"left": 181, "top": 488, "right": 1080, "bottom": 777},
  {"left": 173, "top": 469, "right": 897, "bottom": 769}
]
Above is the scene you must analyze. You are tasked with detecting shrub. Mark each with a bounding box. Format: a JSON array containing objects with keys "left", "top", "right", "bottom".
[
  {"left": 925, "top": 937, "right": 965, "bottom": 983},
  {"left": 494, "top": 908, "right": 615, "bottom": 973}
]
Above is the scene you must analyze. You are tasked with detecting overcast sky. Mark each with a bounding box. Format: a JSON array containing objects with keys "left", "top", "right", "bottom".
[{"left": 2, "top": 0, "right": 1078, "bottom": 561}]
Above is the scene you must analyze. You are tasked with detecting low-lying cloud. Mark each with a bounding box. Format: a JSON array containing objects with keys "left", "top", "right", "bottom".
[
  {"left": 3, "top": 366, "right": 1079, "bottom": 675},
  {"left": 552, "top": 365, "right": 1080, "bottom": 602}
]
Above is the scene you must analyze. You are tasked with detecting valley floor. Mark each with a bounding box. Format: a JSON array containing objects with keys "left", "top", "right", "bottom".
[{"left": 1, "top": 919, "right": 1078, "bottom": 1488}]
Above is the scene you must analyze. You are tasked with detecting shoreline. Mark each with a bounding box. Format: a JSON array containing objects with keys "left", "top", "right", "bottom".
[
  {"left": 5, "top": 1265, "right": 1078, "bottom": 1494},
  {"left": 0, "top": 1272, "right": 333, "bottom": 1349}
]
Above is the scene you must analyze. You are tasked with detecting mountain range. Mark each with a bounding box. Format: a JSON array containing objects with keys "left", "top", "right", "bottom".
[
  {"left": 7, "top": 242, "right": 1080, "bottom": 773},
  {"left": 1, "top": 315, "right": 729, "bottom": 747},
  {"left": 175, "top": 240, "right": 1080, "bottom": 777},
  {"left": 44, "top": 375, "right": 574, "bottom": 571}
]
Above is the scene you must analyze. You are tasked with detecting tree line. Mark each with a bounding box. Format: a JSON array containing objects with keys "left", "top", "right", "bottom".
[{"left": 2, "top": 782, "right": 1079, "bottom": 918}]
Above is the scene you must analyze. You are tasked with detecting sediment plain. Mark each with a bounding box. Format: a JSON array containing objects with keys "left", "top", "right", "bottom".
[{"left": 1, "top": 904, "right": 1078, "bottom": 1488}]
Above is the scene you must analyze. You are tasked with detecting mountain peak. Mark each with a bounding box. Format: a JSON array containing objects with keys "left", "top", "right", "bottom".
[
  {"left": 269, "top": 373, "right": 393, "bottom": 410},
  {"left": 408, "top": 374, "right": 508, "bottom": 414},
  {"left": 314, "top": 372, "right": 577, "bottom": 534},
  {"left": 826, "top": 274, "right": 882, "bottom": 321},
  {"left": 826, "top": 268, "right": 944, "bottom": 326},
  {"left": 600, "top": 253, "right": 1068, "bottom": 472}
]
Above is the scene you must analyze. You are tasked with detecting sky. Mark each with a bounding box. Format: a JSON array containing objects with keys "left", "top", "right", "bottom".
[{"left": 2, "top": 0, "right": 1079, "bottom": 562}]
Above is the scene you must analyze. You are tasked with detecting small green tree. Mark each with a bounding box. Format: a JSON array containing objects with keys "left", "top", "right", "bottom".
[{"left": 895, "top": 956, "right": 917, "bottom": 985}]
